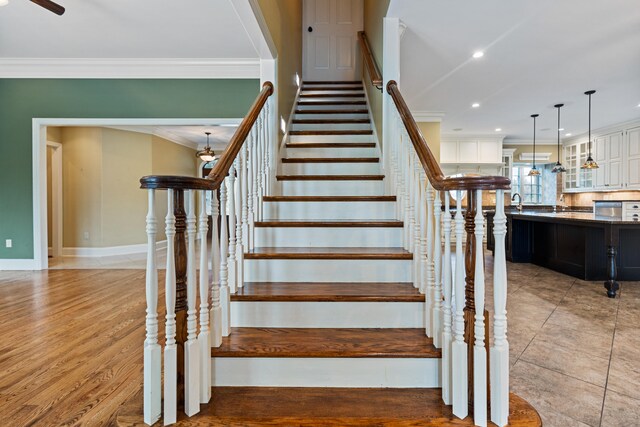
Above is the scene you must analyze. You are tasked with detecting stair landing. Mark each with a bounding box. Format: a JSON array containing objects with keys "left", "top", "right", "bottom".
[{"left": 116, "top": 387, "right": 542, "bottom": 426}]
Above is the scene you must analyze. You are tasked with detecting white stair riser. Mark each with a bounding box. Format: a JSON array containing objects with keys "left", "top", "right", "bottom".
[
  {"left": 263, "top": 201, "right": 396, "bottom": 220},
  {"left": 231, "top": 301, "right": 424, "bottom": 328},
  {"left": 290, "top": 134, "right": 373, "bottom": 143},
  {"left": 300, "top": 90, "right": 364, "bottom": 95},
  {"left": 281, "top": 162, "right": 380, "bottom": 175},
  {"left": 245, "top": 259, "right": 412, "bottom": 282},
  {"left": 291, "top": 123, "right": 371, "bottom": 131},
  {"left": 296, "top": 104, "right": 367, "bottom": 111},
  {"left": 284, "top": 146, "right": 377, "bottom": 158},
  {"left": 211, "top": 357, "right": 441, "bottom": 387},
  {"left": 254, "top": 226, "right": 402, "bottom": 247},
  {"left": 294, "top": 113, "right": 369, "bottom": 120},
  {"left": 281, "top": 180, "right": 384, "bottom": 196}
]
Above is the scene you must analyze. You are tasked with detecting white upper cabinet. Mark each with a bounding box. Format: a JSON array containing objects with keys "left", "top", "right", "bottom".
[
  {"left": 626, "top": 126, "right": 640, "bottom": 188},
  {"left": 564, "top": 123, "right": 640, "bottom": 192},
  {"left": 594, "top": 132, "right": 624, "bottom": 189},
  {"left": 440, "top": 137, "right": 503, "bottom": 165}
]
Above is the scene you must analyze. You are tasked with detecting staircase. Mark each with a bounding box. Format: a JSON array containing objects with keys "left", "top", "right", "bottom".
[
  {"left": 119, "top": 81, "right": 541, "bottom": 426},
  {"left": 216, "top": 80, "right": 440, "bottom": 390}
]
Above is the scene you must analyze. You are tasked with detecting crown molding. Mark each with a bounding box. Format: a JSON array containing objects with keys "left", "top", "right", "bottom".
[
  {"left": 411, "top": 111, "right": 446, "bottom": 122},
  {"left": 563, "top": 118, "right": 640, "bottom": 144},
  {"left": 503, "top": 138, "right": 557, "bottom": 146},
  {"left": 0, "top": 58, "right": 260, "bottom": 78}
]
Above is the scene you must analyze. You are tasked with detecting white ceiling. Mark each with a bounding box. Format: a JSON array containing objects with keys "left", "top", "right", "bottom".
[
  {"left": 0, "top": 0, "right": 257, "bottom": 58},
  {"left": 388, "top": 0, "right": 640, "bottom": 141}
]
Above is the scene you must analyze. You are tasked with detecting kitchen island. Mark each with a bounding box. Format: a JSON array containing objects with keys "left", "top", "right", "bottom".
[{"left": 500, "top": 211, "right": 640, "bottom": 297}]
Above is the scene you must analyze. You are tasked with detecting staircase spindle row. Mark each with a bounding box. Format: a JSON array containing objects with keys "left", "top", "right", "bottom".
[
  {"left": 386, "top": 80, "right": 511, "bottom": 427},
  {"left": 141, "top": 83, "right": 274, "bottom": 425}
]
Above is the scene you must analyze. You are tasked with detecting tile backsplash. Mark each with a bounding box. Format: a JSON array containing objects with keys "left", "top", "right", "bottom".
[{"left": 563, "top": 191, "right": 640, "bottom": 207}]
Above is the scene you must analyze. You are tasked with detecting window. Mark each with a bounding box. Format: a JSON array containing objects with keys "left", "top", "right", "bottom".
[{"left": 511, "top": 166, "right": 542, "bottom": 204}]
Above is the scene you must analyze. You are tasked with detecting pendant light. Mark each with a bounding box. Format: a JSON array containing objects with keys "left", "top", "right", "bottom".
[
  {"left": 581, "top": 90, "right": 599, "bottom": 169},
  {"left": 196, "top": 131, "right": 216, "bottom": 162},
  {"left": 528, "top": 114, "right": 541, "bottom": 176},
  {"left": 551, "top": 104, "right": 566, "bottom": 173}
]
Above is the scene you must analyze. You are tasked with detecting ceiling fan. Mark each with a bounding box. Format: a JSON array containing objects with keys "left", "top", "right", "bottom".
[{"left": 31, "top": 0, "right": 65, "bottom": 15}]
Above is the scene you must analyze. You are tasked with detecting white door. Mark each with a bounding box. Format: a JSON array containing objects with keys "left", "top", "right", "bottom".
[
  {"left": 302, "top": 0, "right": 363, "bottom": 82},
  {"left": 608, "top": 132, "right": 623, "bottom": 188},
  {"left": 627, "top": 127, "right": 640, "bottom": 188}
]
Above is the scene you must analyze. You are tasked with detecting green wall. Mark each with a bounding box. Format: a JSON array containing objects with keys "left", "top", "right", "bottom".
[
  {"left": 0, "top": 78, "right": 260, "bottom": 260},
  {"left": 363, "top": 0, "right": 390, "bottom": 145}
]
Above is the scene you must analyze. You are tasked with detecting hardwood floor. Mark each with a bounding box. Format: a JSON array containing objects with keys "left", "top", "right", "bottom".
[{"left": 0, "top": 269, "right": 152, "bottom": 426}]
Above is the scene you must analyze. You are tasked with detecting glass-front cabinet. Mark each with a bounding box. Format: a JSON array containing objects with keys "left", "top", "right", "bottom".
[{"left": 563, "top": 141, "right": 593, "bottom": 192}]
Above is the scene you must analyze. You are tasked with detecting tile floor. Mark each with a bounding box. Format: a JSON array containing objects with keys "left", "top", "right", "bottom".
[{"left": 30, "top": 253, "right": 640, "bottom": 426}]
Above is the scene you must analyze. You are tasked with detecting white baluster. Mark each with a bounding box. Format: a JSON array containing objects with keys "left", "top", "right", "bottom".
[
  {"left": 241, "top": 143, "right": 250, "bottom": 252},
  {"left": 257, "top": 112, "right": 267, "bottom": 221},
  {"left": 163, "top": 190, "right": 177, "bottom": 425},
  {"left": 184, "top": 190, "right": 200, "bottom": 416},
  {"left": 143, "top": 189, "right": 161, "bottom": 425},
  {"left": 235, "top": 156, "right": 245, "bottom": 290},
  {"left": 246, "top": 128, "right": 256, "bottom": 250},
  {"left": 252, "top": 121, "right": 260, "bottom": 222},
  {"left": 441, "top": 193, "right": 453, "bottom": 405},
  {"left": 452, "top": 190, "right": 468, "bottom": 418},
  {"left": 197, "top": 190, "right": 211, "bottom": 403},
  {"left": 491, "top": 189, "right": 509, "bottom": 427},
  {"left": 432, "top": 189, "right": 443, "bottom": 348},
  {"left": 413, "top": 162, "right": 423, "bottom": 293},
  {"left": 406, "top": 150, "right": 415, "bottom": 252},
  {"left": 227, "top": 162, "right": 237, "bottom": 293},
  {"left": 209, "top": 189, "right": 223, "bottom": 347},
  {"left": 264, "top": 103, "right": 272, "bottom": 195},
  {"left": 419, "top": 173, "right": 429, "bottom": 297},
  {"left": 425, "top": 180, "right": 435, "bottom": 335},
  {"left": 473, "top": 190, "right": 487, "bottom": 426},
  {"left": 219, "top": 178, "right": 231, "bottom": 337}
]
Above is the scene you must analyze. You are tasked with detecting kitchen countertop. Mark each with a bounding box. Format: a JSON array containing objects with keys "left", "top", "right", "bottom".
[{"left": 509, "top": 211, "right": 640, "bottom": 225}]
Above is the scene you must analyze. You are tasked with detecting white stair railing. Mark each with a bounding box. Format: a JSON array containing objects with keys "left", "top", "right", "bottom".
[
  {"left": 386, "top": 80, "right": 511, "bottom": 427},
  {"left": 140, "top": 82, "right": 274, "bottom": 425}
]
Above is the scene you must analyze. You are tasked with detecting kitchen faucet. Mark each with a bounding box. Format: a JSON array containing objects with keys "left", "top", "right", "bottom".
[{"left": 512, "top": 192, "right": 523, "bottom": 212}]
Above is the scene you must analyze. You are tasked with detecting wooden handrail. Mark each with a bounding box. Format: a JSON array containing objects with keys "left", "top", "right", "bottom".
[
  {"left": 357, "top": 31, "right": 383, "bottom": 90},
  {"left": 140, "top": 81, "right": 274, "bottom": 191},
  {"left": 386, "top": 80, "right": 511, "bottom": 192}
]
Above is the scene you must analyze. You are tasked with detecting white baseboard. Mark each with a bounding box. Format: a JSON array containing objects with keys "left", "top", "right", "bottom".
[
  {"left": 0, "top": 259, "right": 39, "bottom": 270},
  {"left": 62, "top": 240, "right": 167, "bottom": 258}
]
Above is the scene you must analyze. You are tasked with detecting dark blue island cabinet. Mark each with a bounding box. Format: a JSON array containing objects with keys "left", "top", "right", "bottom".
[{"left": 502, "top": 212, "right": 640, "bottom": 298}]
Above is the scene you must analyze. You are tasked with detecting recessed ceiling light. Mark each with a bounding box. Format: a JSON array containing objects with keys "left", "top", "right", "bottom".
[
  {"left": 637, "top": 103, "right": 640, "bottom": 107},
  {"left": 472, "top": 51, "right": 484, "bottom": 59},
  {"left": 453, "top": 128, "right": 463, "bottom": 132},
  {"left": 565, "top": 133, "right": 572, "bottom": 137},
  {"left": 558, "top": 128, "right": 565, "bottom": 131},
  {"left": 471, "top": 103, "right": 480, "bottom": 108},
  {"left": 495, "top": 128, "right": 502, "bottom": 132}
]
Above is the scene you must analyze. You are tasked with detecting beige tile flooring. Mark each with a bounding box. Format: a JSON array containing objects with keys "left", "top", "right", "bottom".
[{"left": 40, "top": 253, "right": 640, "bottom": 426}]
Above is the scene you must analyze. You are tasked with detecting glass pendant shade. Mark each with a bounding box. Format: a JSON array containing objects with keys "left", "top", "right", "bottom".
[
  {"left": 581, "top": 90, "right": 599, "bottom": 169},
  {"left": 528, "top": 114, "right": 540, "bottom": 176},
  {"left": 552, "top": 104, "right": 566, "bottom": 173},
  {"left": 197, "top": 132, "right": 217, "bottom": 162}
]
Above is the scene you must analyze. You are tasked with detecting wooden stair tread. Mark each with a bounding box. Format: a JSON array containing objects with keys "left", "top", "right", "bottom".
[
  {"left": 254, "top": 220, "right": 403, "bottom": 227},
  {"left": 299, "top": 93, "right": 364, "bottom": 98},
  {"left": 304, "top": 80, "right": 362, "bottom": 84},
  {"left": 281, "top": 157, "right": 379, "bottom": 163},
  {"left": 297, "top": 100, "right": 366, "bottom": 106},
  {"left": 292, "top": 118, "right": 370, "bottom": 124},
  {"left": 264, "top": 195, "right": 396, "bottom": 202},
  {"left": 289, "top": 130, "right": 373, "bottom": 135},
  {"left": 233, "top": 282, "right": 422, "bottom": 302},
  {"left": 286, "top": 142, "right": 376, "bottom": 148},
  {"left": 295, "top": 109, "right": 369, "bottom": 114},
  {"left": 245, "top": 247, "right": 412, "bottom": 260},
  {"left": 211, "top": 328, "right": 439, "bottom": 358},
  {"left": 301, "top": 86, "right": 363, "bottom": 91},
  {"left": 117, "top": 387, "right": 542, "bottom": 426},
  {"left": 277, "top": 174, "right": 384, "bottom": 181}
]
